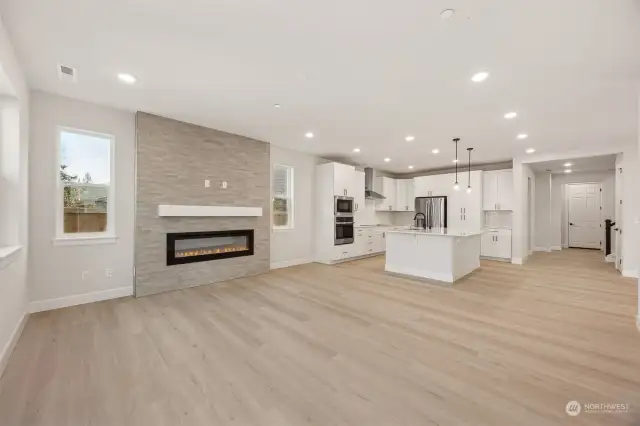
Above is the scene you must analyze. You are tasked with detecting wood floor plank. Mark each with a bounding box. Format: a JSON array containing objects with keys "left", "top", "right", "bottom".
[{"left": 1, "top": 249, "right": 638, "bottom": 425}]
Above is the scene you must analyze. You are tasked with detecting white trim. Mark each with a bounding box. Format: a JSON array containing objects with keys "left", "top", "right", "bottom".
[
  {"left": 29, "top": 286, "right": 133, "bottom": 313},
  {"left": 551, "top": 246, "right": 563, "bottom": 251},
  {"left": 0, "top": 245, "right": 22, "bottom": 270},
  {"left": 157, "top": 205, "right": 263, "bottom": 217},
  {"left": 533, "top": 247, "right": 551, "bottom": 252},
  {"left": 636, "top": 314, "right": 640, "bottom": 332},
  {"left": 511, "top": 257, "right": 523, "bottom": 265},
  {"left": 270, "top": 258, "right": 312, "bottom": 270},
  {"left": 52, "top": 235, "right": 118, "bottom": 247},
  {"left": 0, "top": 312, "right": 28, "bottom": 379},
  {"left": 56, "top": 126, "right": 116, "bottom": 239},
  {"left": 272, "top": 163, "right": 295, "bottom": 230},
  {"left": 622, "top": 269, "right": 638, "bottom": 279}
]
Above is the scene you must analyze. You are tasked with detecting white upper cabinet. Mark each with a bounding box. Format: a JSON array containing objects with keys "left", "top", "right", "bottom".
[
  {"left": 496, "top": 170, "right": 514, "bottom": 210},
  {"left": 414, "top": 174, "right": 451, "bottom": 197},
  {"left": 353, "top": 170, "right": 365, "bottom": 214},
  {"left": 482, "top": 170, "right": 513, "bottom": 210},
  {"left": 395, "top": 179, "right": 414, "bottom": 211},
  {"left": 375, "top": 177, "right": 396, "bottom": 211},
  {"left": 332, "top": 163, "right": 356, "bottom": 197}
]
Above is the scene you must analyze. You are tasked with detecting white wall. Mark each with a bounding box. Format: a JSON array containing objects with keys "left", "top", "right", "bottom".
[
  {"left": 270, "top": 145, "right": 320, "bottom": 269},
  {"left": 618, "top": 147, "right": 640, "bottom": 278},
  {"left": 28, "top": 92, "right": 135, "bottom": 307},
  {"left": 0, "top": 17, "right": 29, "bottom": 377},
  {"left": 543, "top": 171, "right": 615, "bottom": 249},
  {"left": 512, "top": 161, "right": 535, "bottom": 263},
  {"left": 534, "top": 172, "right": 552, "bottom": 250}
]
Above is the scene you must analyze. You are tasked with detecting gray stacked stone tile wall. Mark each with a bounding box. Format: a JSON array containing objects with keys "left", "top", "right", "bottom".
[{"left": 135, "top": 112, "right": 270, "bottom": 296}]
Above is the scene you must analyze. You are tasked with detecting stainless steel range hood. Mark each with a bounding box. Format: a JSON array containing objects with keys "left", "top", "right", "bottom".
[{"left": 364, "top": 167, "right": 386, "bottom": 200}]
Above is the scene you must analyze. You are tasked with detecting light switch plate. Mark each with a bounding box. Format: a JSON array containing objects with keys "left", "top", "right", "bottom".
[
  {"left": 204, "top": 180, "right": 210, "bottom": 188},
  {"left": 221, "top": 181, "right": 228, "bottom": 189}
]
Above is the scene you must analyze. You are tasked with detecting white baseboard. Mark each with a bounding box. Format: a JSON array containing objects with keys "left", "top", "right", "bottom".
[
  {"left": 511, "top": 258, "right": 523, "bottom": 265},
  {"left": 0, "top": 311, "right": 28, "bottom": 379},
  {"left": 551, "top": 246, "right": 563, "bottom": 251},
  {"left": 636, "top": 314, "right": 640, "bottom": 332},
  {"left": 605, "top": 254, "right": 615, "bottom": 263},
  {"left": 29, "top": 286, "right": 133, "bottom": 313},
  {"left": 622, "top": 269, "right": 638, "bottom": 279},
  {"left": 534, "top": 247, "right": 551, "bottom": 252},
  {"left": 270, "top": 258, "right": 313, "bottom": 270}
]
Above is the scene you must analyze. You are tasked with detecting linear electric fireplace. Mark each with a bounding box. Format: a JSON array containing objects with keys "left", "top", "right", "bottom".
[{"left": 166, "top": 229, "right": 254, "bottom": 265}]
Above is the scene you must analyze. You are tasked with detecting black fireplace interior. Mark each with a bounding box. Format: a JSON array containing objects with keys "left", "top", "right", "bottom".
[{"left": 167, "top": 229, "right": 254, "bottom": 265}]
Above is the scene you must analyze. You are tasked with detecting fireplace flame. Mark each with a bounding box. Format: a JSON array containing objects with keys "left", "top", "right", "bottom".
[{"left": 176, "top": 246, "right": 249, "bottom": 258}]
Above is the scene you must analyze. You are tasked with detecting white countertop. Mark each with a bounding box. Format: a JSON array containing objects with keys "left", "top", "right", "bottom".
[{"left": 386, "top": 228, "right": 484, "bottom": 237}]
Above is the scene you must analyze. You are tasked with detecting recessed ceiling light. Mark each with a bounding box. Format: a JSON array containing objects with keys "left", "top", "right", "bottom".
[
  {"left": 440, "top": 9, "right": 455, "bottom": 20},
  {"left": 384, "top": 158, "right": 391, "bottom": 162},
  {"left": 274, "top": 104, "right": 281, "bottom": 108},
  {"left": 526, "top": 148, "right": 536, "bottom": 154},
  {"left": 405, "top": 135, "right": 415, "bottom": 142},
  {"left": 471, "top": 72, "right": 489, "bottom": 83},
  {"left": 432, "top": 149, "right": 439, "bottom": 154},
  {"left": 452, "top": 159, "right": 459, "bottom": 163},
  {"left": 564, "top": 169, "right": 572, "bottom": 173},
  {"left": 353, "top": 148, "right": 361, "bottom": 153},
  {"left": 517, "top": 134, "right": 528, "bottom": 139},
  {"left": 117, "top": 73, "right": 137, "bottom": 84},
  {"left": 564, "top": 162, "right": 572, "bottom": 167},
  {"left": 408, "top": 165, "right": 415, "bottom": 169},
  {"left": 305, "top": 132, "right": 314, "bottom": 138},
  {"left": 504, "top": 112, "right": 517, "bottom": 119}
]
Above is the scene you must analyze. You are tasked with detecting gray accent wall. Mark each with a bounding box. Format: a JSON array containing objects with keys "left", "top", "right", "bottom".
[{"left": 135, "top": 112, "right": 270, "bottom": 297}]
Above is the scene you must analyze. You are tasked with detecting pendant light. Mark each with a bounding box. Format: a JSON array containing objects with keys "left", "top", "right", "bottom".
[
  {"left": 453, "top": 138, "right": 460, "bottom": 191},
  {"left": 466, "top": 147, "right": 473, "bottom": 193}
]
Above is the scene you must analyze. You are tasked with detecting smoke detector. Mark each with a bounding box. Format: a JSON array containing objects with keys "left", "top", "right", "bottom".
[
  {"left": 441, "top": 9, "right": 455, "bottom": 20},
  {"left": 58, "top": 64, "right": 77, "bottom": 82}
]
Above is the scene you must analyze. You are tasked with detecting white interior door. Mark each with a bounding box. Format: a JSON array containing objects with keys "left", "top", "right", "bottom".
[{"left": 568, "top": 183, "right": 601, "bottom": 249}]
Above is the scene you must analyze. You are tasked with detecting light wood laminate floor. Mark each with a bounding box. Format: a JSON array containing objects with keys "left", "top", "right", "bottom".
[{"left": 1, "top": 249, "right": 638, "bottom": 425}]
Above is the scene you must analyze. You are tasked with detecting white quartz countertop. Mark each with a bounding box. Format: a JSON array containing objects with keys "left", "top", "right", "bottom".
[{"left": 386, "top": 228, "right": 484, "bottom": 237}]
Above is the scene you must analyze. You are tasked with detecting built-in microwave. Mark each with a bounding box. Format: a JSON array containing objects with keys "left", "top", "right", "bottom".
[
  {"left": 335, "top": 215, "right": 354, "bottom": 245},
  {"left": 334, "top": 196, "right": 354, "bottom": 215}
]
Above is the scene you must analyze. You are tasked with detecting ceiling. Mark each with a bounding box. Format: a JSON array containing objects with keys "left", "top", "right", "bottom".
[
  {"left": 529, "top": 154, "right": 616, "bottom": 174},
  {"left": 2, "top": 0, "right": 639, "bottom": 173}
]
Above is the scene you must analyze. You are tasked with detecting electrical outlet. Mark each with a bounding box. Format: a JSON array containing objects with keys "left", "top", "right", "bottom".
[
  {"left": 105, "top": 268, "right": 113, "bottom": 278},
  {"left": 204, "top": 180, "right": 210, "bottom": 188},
  {"left": 220, "top": 181, "right": 228, "bottom": 189},
  {"left": 82, "top": 271, "right": 89, "bottom": 281}
]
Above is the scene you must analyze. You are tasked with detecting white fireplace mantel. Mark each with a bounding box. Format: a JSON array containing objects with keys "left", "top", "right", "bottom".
[{"left": 158, "top": 205, "right": 263, "bottom": 217}]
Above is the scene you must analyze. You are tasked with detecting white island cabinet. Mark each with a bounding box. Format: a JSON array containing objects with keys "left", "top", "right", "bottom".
[{"left": 385, "top": 229, "right": 482, "bottom": 283}]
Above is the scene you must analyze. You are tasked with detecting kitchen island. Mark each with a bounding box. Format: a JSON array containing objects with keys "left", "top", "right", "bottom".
[{"left": 385, "top": 228, "right": 483, "bottom": 284}]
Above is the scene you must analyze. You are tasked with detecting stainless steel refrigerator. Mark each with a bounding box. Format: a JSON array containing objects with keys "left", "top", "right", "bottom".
[{"left": 415, "top": 196, "right": 447, "bottom": 229}]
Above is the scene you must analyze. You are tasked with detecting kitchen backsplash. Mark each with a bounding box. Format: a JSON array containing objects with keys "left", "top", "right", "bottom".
[{"left": 484, "top": 211, "right": 513, "bottom": 229}]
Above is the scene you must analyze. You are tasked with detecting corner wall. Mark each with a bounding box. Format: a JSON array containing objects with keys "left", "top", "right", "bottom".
[
  {"left": 28, "top": 92, "right": 136, "bottom": 308},
  {"left": 270, "top": 145, "right": 320, "bottom": 269},
  {"left": 0, "top": 18, "right": 29, "bottom": 377}
]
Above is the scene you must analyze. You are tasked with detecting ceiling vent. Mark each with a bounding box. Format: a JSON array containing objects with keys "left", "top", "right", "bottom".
[{"left": 58, "top": 64, "right": 77, "bottom": 82}]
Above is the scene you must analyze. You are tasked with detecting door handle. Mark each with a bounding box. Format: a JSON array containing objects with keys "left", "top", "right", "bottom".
[{"left": 570, "top": 222, "right": 574, "bottom": 226}]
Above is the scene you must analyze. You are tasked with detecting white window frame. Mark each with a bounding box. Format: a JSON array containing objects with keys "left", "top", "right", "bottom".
[
  {"left": 272, "top": 164, "right": 294, "bottom": 231},
  {"left": 53, "top": 126, "right": 117, "bottom": 246}
]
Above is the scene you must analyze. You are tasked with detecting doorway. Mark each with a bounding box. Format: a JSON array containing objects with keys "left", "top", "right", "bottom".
[{"left": 567, "top": 183, "right": 601, "bottom": 249}]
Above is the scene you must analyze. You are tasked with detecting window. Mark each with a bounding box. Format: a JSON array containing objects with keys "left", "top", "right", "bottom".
[
  {"left": 272, "top": 164, "right": 294, "bottom": 230},
  {"left": 56, "top": 127, "right": 115, "bottom": 243}
]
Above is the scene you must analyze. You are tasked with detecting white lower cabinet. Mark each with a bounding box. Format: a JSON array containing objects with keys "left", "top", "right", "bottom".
[
  {"left": 334, "top": 227, "right": 387, "bottom": 261},
  {"left": 481, "top": 229, "right": 512, "bottom": 259}
]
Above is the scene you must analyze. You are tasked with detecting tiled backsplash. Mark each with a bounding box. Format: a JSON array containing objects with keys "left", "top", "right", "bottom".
[{"left": 484, "top": 211, "right": 513, "bottom": 229}]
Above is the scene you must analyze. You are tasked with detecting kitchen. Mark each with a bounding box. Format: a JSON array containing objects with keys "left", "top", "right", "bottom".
[{"left": 314, "top": 161, "right": 514, "bottom": 283}]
